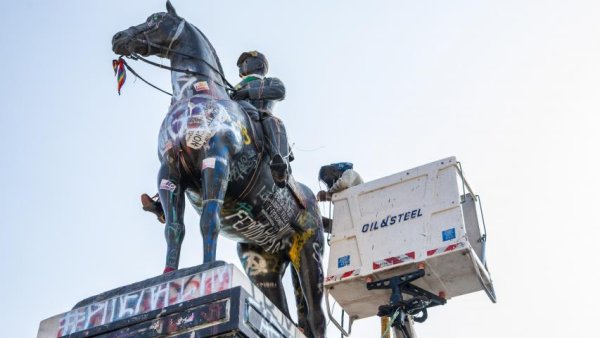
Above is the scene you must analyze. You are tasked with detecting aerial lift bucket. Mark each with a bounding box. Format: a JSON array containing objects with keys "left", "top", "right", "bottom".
[{"left": 324, "top": 157, "right": 495, "bottom": 336}]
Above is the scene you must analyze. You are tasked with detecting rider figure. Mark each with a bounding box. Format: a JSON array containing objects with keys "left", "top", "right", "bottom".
[
  {"left": 141, "top": 51, "right": 292, "bottom": 222},
  {"left": 233, "top": 51, "right": 291, "bottom": 188}
]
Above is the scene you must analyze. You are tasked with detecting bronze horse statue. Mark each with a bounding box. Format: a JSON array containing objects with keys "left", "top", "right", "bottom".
[{"left": 111, "top": 2, "right": 325, "bottom": 336}]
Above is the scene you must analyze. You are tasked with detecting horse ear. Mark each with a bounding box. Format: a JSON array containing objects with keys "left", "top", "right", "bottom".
[{"left": 166, "top": 1, "right": 178, "bottom": 15}]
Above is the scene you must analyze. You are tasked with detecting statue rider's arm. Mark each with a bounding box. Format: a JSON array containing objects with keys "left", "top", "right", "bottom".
[
  {"left": 235, "top": 77, "right": 286, "bottom": 101},
  {"left": 256, "top": 77, "right": 285, "bottom": 100}
]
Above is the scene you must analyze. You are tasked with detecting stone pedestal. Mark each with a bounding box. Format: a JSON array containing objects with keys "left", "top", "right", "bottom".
[{"left": 38, "top": 261, "right": 305, "bottom": 338}]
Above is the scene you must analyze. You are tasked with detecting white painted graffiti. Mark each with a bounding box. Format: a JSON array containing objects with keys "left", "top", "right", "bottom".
[
  {"left": 256, "top": 185, "right": 296, "bottom": 228},
  {"left": 312, "top": 241, "right": 324, "bottom": 291},
  {"left": 150, "top": 320, "right": 162, "bottom": 333},
  {"left": 158, "top": 98, "right": 233, "bottom": 155},
  {"left": 241, "top": 251, "right": 269, "bottom": 276},
  {"left": 176, "top": 313, "right": 195, "bottom": 326},
  {"left": 229, "top": 148, "right": 258, "bottom": 181},
  {"left": 256, "top": 281, "right": 278, "bottom": 289},
  {"left": 223, "top": 209, "right": 293, "bottom": 253},
  {"left": 246, "top": 295, "right": 295, "bottom": 338},
  {"left": 259, "top": 319, "right": 284, "bottom": 338},
  {"left": 57, "top": 266, "right": 232, "bottom": 336}
]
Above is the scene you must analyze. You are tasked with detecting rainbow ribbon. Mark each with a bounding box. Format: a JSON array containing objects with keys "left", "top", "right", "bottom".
[{"left": 112, "top": 58, "right": 126, "bottom": 95}]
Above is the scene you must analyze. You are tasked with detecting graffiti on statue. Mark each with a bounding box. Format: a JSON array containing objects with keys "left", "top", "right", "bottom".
[
  {"left": 229, "top": 146, "right": 259, "bottom": 182},
  {"left": 111, "top": 2, "right": 325, "bottom": 336}
]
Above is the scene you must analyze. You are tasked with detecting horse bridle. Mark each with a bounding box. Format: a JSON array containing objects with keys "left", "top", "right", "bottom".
[{"left": 122, "top": 16, "right": 236, "bottom": 95}]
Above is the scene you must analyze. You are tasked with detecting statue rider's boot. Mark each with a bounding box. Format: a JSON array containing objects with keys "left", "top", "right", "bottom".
[
  {"left": 262, "top": 115, "right": 290, "bottom": 188},
  {"left": 270, "top": 154, "right": 288, "bottom": 188},
  {"left": 141, "top": 193, "right": 166, "bottom": 224}
]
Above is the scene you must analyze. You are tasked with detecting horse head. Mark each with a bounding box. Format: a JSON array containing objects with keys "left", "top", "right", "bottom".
[
  {"left": 112, "top": 1, "right": 183, "bottom": 58},
  {"left": 112, "top": 1, "right": 228, "bottom": 99}
]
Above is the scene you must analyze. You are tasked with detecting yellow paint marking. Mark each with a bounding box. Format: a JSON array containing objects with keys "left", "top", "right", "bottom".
[
  {"left": 236, "top": 121, "right": 252, "bottom": 145},
  {"left": 241, "top": 126, "right": 251, "bottom": 145},
  {"left": 289, "top": 229, "right": 315, "bottom": 270}
]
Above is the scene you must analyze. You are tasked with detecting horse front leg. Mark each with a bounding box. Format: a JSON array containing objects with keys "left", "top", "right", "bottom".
[
  {"left": 199, "top": 154, "right": 229, "bottom": 263},
  {"left": 157, "top": 164, "right": 186, "bottom": 273}
]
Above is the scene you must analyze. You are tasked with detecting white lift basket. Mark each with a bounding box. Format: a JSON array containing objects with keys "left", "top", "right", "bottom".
[{"left": 324, "top": 157, "right": 495, "bottom": 335}]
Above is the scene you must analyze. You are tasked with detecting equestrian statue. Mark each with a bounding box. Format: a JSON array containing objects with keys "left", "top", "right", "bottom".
[{"left": 111, "top": 2, "right": 325, "bottom": 337}]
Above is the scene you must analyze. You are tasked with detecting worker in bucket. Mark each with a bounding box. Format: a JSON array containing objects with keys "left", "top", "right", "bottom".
[
  {"left": 317, "top": 162, "right": 363, "bottom": 201},
  {"left": 317, "top": 162, "right": 363, "bottom": 233}
]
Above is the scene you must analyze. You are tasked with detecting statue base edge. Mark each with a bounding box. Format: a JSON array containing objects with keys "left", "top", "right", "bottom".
[{"left": 38, "top": 262, "right": 306, "bottom": 338}]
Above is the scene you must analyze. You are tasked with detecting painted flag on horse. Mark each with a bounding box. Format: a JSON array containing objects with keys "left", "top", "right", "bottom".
[{"left": 112, "top": 58, "right": 126, "bottom": 95}]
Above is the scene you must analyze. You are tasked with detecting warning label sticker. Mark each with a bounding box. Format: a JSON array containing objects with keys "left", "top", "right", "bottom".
[{"left": 442, "top": 228, "right": 456, "bottom": 242}]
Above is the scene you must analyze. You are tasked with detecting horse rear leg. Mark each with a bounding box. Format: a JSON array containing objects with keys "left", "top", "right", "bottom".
[
  {"left": 237, "top": 243, "right": 291, "bottom": 318},
  {"left": 289, "top": 226, "right": 326, "bottom": 338},
  {"left": 157, "top": 164, "right": 186, "bottom": 273},
  {"left": 291, "top": 268, "right": 309, "bottom": 333}
]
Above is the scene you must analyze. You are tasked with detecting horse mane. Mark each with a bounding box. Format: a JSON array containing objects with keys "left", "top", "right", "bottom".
[{"left": 187, "top": 21, "right": 226, "bottom": 82}]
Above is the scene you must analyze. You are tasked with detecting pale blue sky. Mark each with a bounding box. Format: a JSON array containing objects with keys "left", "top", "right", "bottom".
[{"left": 1, "top": 1, "right": 599, "bottom": 337}]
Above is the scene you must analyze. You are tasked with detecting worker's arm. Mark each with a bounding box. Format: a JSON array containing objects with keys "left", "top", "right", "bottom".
[
  {"left": 329, "top": 170, "right": 363, "bottom": 193},
  {"left": 316, "top": 190, "right": 332, "bottom": 202}
]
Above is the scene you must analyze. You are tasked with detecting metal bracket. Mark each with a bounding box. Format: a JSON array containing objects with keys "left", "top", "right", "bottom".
[
  {"left": 325, "top": 288, "right": 355, "bottom": 337},
  {"left": 366, "top": 269, "right": 446, "bottom": 332}
]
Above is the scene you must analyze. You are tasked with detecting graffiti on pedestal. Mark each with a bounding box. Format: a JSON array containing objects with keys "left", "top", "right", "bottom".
[{"left": 57, "top": 265, "right": 232, "bottom": 336}]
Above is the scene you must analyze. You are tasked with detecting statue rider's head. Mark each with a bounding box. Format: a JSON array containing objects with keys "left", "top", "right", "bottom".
[
  {"left": 319, "top": 162, "right": 354, "bottom": 189},
  {"left": 237, "top": 51, "right": 269, "bottom": 77}
]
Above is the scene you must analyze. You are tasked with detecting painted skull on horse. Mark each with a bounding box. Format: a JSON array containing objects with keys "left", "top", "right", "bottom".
[{"left": 111, "top": 2, "right": 325, "bottom": 337}]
